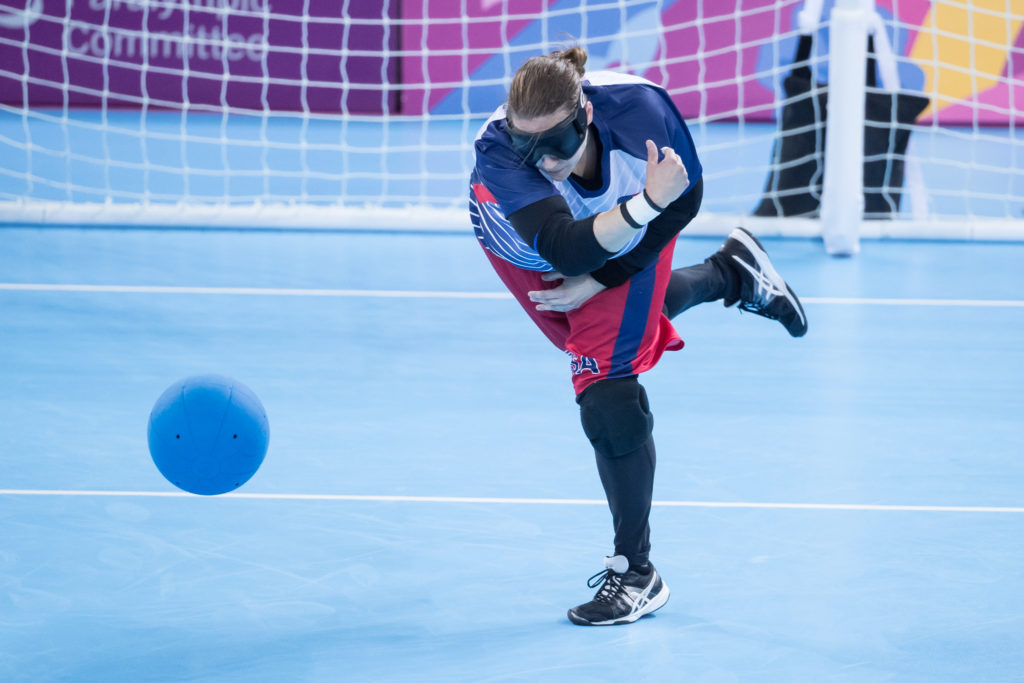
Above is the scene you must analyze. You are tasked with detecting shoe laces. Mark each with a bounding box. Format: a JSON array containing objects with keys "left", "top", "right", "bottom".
[
  {"left": 738, "top": 298, "right": 780, "bottom": 320},
  {"left": 586, "top": 569, "right": 625, "bottom": 604}
]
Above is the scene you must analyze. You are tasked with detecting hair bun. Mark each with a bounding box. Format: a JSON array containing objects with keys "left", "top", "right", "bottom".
[{"left": 552, "top": 46, "right": 587, "bottom": 77}]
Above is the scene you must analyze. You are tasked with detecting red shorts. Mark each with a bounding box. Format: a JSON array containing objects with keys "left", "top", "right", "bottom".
[{"left": 482, "top": 242, "right": 684, "bottom": 395}]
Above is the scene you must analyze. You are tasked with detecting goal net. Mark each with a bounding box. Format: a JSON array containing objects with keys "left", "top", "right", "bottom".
[{"left": 2, "top": 0, "right": 1023, "bottom": 250}]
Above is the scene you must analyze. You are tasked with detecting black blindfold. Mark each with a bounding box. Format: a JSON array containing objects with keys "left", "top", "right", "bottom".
[{"left": 507, "top": 98, "right": 588, "bottom": 167}]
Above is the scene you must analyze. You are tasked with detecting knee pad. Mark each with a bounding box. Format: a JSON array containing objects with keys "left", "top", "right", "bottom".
[{"left": 577, "top": 376, "right": 653, "bottom": 458}]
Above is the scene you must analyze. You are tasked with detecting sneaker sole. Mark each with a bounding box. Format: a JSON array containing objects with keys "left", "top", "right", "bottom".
[
  {"left": 728, "top": 227, "right": 807, "bottom": 337},
  {"left": 566, "top": 583, "right": 671, "bottom": 626}
]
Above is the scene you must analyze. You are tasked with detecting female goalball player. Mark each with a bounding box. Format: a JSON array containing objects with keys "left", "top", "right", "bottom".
[{"left": 469, "top": 46, "right": 807, "bottom": 626}]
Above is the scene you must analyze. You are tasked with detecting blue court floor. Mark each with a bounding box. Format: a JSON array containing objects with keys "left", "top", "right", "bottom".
[{"left": 1, "top": 227, "right": 1023, "bottom": 681}]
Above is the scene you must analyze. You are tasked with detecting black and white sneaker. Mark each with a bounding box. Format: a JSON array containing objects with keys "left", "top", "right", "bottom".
[
  {"left": 719, "top": 227, "right": 808, "bottom": 337},
  {"left": 567, "top": 555, "right": 670, "bottom": 626}
]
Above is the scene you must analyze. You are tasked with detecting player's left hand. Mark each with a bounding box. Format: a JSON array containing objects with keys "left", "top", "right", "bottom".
[{"left": 528, "top": 272, "right": 606, "bottom": 312}]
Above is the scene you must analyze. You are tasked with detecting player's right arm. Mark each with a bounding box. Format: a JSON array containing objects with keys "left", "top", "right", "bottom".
[
  {"left": 508, "top": 140, "right": 689, "bottom": 277},
  {"left": 588, "top": 178, "right": 702, "bottom": 290}
]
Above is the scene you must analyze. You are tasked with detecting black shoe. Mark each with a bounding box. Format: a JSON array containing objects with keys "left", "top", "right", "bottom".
[
  {"left": 719, "top": 227, "right": 808, "bottom": 337},
  {"left": 567, "top": 555, "right": 670, "bottom": 626}
]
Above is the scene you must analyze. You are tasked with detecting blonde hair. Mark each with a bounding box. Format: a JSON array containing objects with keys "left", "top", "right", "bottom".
[{"left": 507, "top": 46, "right": 588, "bottom": 123}]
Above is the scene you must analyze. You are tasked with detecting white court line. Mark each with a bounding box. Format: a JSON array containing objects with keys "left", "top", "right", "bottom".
[
  {"left": 803, "top": 296, "right": 1024, "bottom": 307},
  {"left": 1, "top": 489, "right": 1022, "bottom": 512},
  {"left": 0, "top": 283, "right": 510, "bottom": 299},
  {"left": 1, "top": 283, "right": 1022, "bottom": 307}
]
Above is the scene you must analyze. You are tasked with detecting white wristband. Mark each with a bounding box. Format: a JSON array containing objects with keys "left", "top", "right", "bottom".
[{"left": 620, "top": 191, "right": 663, "bottom": 228}]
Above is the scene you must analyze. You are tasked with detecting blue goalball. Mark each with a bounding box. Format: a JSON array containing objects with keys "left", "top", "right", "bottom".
[{"left": 147, "top": 375, "right": 270, "bottom": 496}]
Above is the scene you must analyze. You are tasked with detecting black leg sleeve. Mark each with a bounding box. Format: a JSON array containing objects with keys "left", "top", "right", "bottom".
[
  {"left": 663, "top": 251, "right": 741, "bottom": 319},
  {"left": 577, "top": 376, "right": 657, "bottom": 567},
  {"left": 593, "top": 435, "right": 656, "bottom": 567}
]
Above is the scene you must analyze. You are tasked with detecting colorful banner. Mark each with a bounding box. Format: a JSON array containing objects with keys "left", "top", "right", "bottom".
[{"left": 2, "top": 0, "right": 1023, "bottom": 123}]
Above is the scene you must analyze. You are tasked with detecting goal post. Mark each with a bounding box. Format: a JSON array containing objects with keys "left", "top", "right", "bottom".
[
  {"left": 820, "top": 0, "right": 868, "bottom": 256},
  {"left": 1, "top": 0, "right": 1023, "bottom": 248}
]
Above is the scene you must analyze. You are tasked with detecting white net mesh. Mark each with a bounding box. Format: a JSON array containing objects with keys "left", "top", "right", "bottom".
[{"left": 1, "top": 0, "right": 1022, "bottom": 240}]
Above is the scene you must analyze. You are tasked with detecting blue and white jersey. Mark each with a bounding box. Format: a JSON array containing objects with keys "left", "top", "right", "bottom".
[{"left": 470, "top": 71, "right": 702, "bottom": 271}]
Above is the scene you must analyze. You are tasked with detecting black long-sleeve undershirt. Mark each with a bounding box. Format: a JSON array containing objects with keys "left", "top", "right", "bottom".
[
  {"left": 506, "top": 195, "right": 614, "bottom": 277},
  {"left": 506, "top": 177, "right": 704, "bottom": 286}
]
